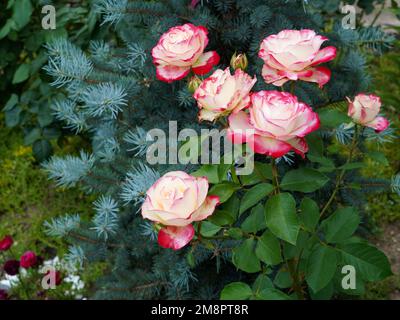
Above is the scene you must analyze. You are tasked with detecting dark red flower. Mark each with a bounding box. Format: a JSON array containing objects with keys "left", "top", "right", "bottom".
[
  {"left": 3, "top": 260, "right": 20, "bottom": 276},
  {"left": 0, "top": 289, "right": 9, "bottom": 300},
  {"left": 20, "top": 251, "right": 37, "bottom": 269},
  {"left": 0, "top": 235, "right": 13, "bottom": 251}
]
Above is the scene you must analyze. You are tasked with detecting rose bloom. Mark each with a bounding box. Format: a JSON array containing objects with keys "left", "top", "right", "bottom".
[
  {"left": 3, "top": 259, "right": 20, "bottom": 276},
  {"left": 0, "top": 235, "right": 13, "bottom": 251},
  {"left": 228, "top": 91, "right": 320, "bottom": 158},
  {"left": 20, "top": 251, "right": 37, "bottom": 269},
  {"left": 152, "top": 23, "right": 220, "bottom": 82},
  {"left": 141, "top": 171, "right": 219, "bottom": 250},
  {"left": 347, "top": 93, "right": 389, "bottom": 133},
  {"left": 259, "top": 29, "right": 337, "bottom": 87},
  {"left": 193, "top": 68, "right": 257, "bottom": 122}
]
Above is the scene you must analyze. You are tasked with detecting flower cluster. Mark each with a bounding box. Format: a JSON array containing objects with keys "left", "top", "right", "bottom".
[
  {"left": 0, "top": 235, "right": 63, "bottom": 300},
  {"left": 148, "top": 25, "right": 390, "bottom": 251}
]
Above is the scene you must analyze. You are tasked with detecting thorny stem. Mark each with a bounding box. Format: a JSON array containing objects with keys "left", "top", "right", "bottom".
[
  {"left": 320, "top": 125, "right": 359, "bottom": 217},
  {"left": 271, "top": 158, "right": 280, "bottom": 194},
  {"left": 287, "top": 258, "right": 305, "bottom": 300}
]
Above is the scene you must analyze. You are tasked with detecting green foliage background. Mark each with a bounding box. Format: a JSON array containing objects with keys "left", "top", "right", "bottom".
[{"left": 0, "top": 0, "right": 98, "bottom": 161}]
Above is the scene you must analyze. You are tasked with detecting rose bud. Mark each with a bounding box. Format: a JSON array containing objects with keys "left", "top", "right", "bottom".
[
  {"left": 152, "top": 23, "right": 220, "bottom": 82},
  {"left": 187, "top": 75, "right": 202, "bottom": 93},
  {"left": 228, "top": 90, "right": 320, "bottom": 158},
  {"left": 230, "top": 53, "right": 248, "bottom": 71},
  {"left": 0, "top": 235, "right": 13, "bottom": 251},
  {"left": 20, "top": 251, "right": 37, "bottom": 269},
  {"left": 141, "top": 171, "right": 220, "bottom": 250},
  {"left": 347, "top": 93, "right": 389, "bottom": 133},
  {"left": 3, "top": 259, "right": 20, "bottom": 276},
  {"left": 259, "top": 29, "right": 337, "bottom": 88}
]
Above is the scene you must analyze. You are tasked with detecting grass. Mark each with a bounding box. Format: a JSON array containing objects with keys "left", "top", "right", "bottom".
[
  {"left": 0, "top": 116, "right": 105, "bottom": 299},
  {"left": 0, "top": 118, "right": 94, "bottom": 256}
]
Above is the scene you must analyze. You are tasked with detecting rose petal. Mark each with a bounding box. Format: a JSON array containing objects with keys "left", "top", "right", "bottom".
[
  {"left": 158, "top": 225, "right": 195, "bottom": 250},
  {"left": 156, "top": 65, "right": 191, "bottom": 83},
  {"left": 192, "top": 51, "right": 220, "bottom": 75},
  {"left": 286, "top": 137, "right": 308, "bottom": 158},
  {"left": 227, "top": 111, "right": 255, "bottom": 144},
  {"left": 299, "top": 66, "right": 331, "bottom": 88},
  {"left": 311, "top": 46, "right": 337, "bottom": 66},
  {"left": 261, "top": 63, "right": 289, "bottom": 86},
  {"left": 366, "top": 116, "right": 390, "bottom": 133},
  {"left": 190, "top": 195, "right": 220, "bottom": 222},
  {"left": 249, "top": 135, "right": 292, "bottom": 158}
]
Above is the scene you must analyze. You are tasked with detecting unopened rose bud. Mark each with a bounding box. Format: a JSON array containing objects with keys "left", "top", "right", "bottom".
[
  {"left": 187, "top": 76, "right": 202, "bottom": 93},
  {"left": 230, "top": 53, "right": 248, "bottom": 71}
]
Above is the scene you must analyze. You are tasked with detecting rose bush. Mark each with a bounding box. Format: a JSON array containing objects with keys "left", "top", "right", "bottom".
[{"left": 41, "top": 0, "right": 397, "bottom": 301}]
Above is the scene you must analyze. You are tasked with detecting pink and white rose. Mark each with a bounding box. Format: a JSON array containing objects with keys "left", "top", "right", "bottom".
[
  {"left": 258, "top": 29, "right": 337, "bottom": 88},
  {"left": 193, "top": 68, "right": 257, "bottom": 122},
  {"left": 347, "top": 93, "right": 389, "bottom": 133},
  {"left": 152, "top": 23, "right": 220, "bottom": 83},
  {"left": 228, "top": 91, "right": 320, "bottom": 158},
  {"left": 141, "top": 171, "right": 219, "bottom": 250}
]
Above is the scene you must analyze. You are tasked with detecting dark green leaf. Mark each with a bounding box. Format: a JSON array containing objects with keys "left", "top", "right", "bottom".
[
  {"left": 220, "top": 282, "right": 253, "bottom": 300},
  {"left": 320, "top": 207, "right": 360, "bottom": 243},
  {"left": 281, "top": 168, "right": 329, "bottom": 193},
  {"left": 241, "top": 204, "right": 266, "bottom": 233},
  {"left": 255, "top": 231, "right": 282, "bottom": 265},
  {"left": 306, "top": 244, "right": 337, "bottom": 292},
  {"left": 3, "top": 94, "right": 18, "bottom": 111},
  {"left": 367, "top": 151, "right": 389, "bottom": 166},
  {"left": 192, "top": 165, "right": 219, "bottom": 184},
  {"left": 299, "top": 197, "right": 320, "bottom": 232},
  {"left": 239, "top": 183, "right": 273, "bottom": 215},
  {"left": 200, "top": 221, "right": 221, "bottom": 237},
  {"left": 209, "top": 183, "right": 238, "bottom": 203},
  {"left": 32, "top": 139, "right": 53, "bottom": 162},
  {"left": 274, "top": 269, "right": 292, "bottom": 289},
  {"left": 339, "top": 243, "right": 392, "bottom": 281},
  {"left": 208, "top": 210, "right": 234, "bottom": 226},
  {"left": 12, "top": 0, "right": 33, "bottom": 30},
  {"left": 339, "top": 162, "right": 365, "bottom": 170},
  {"left": 5, "top": 106, "right": 22, "bottom": 127},
  {"left": 232, "top": 238, "right": 261, "bottom": 273},
  {"left": 265, "top": 193, "right": 299, "bottom": 245},
  {"left": 240, "top": 162, "right": 272, "bottom": 186},
  {"left": 256, "top": 288, "right": 291, "bottom": 300},
  {"left": 12, "top": 64, "right": 30, "bottom": 84},
  {"left": 24, "top": 128, "right": 41, "bottom": 145},
  {"left": 317, "top": 108, "right": 349, "bottom": 128}
]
